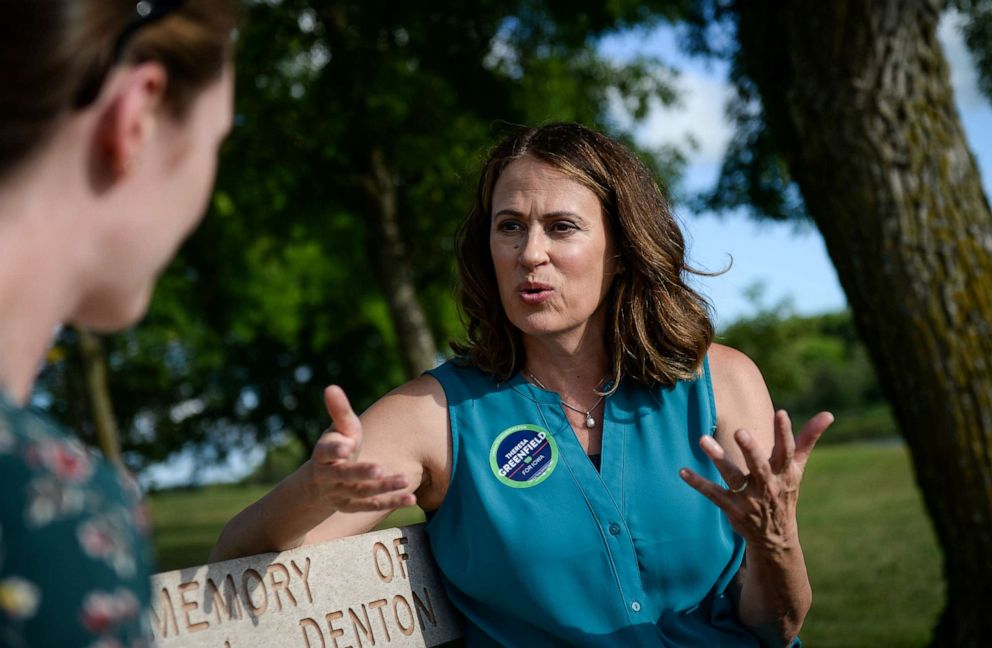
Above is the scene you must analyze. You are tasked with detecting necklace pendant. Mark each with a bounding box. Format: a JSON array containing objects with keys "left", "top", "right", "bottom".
[{"left": 585, "top": 414, "right": 596, "bottom": 428}]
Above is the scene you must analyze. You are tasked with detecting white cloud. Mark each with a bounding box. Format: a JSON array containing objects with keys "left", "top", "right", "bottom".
[
  {"left": 938, "top": 10, "right": 986, "bottom": 110},
  {"left": 634, "top": 69, "right": 735, "bottom": 166},
  {"left": 601, "top": 25, "right": 735, "bottom": 172}
]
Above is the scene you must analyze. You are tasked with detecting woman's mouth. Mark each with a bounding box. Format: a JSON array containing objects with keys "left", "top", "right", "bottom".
[{"left": 518, "top": 283, "right": 553, "bottom": 304}]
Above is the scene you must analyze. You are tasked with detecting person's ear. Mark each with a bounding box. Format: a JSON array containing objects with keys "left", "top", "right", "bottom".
[{"left": 95, "top": 62, "right": 168, "bottom": 180}]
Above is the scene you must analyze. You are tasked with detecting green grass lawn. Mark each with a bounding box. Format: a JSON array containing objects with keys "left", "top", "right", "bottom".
[
  {"left": 798, "top": 442, "right": 943, "bottom": 646},
  {"left": 147, "top": 483, "right": 275, "bottom": 571},
  {"left": 148, "top": 442, "right": 942, "bottom": 646},
  {"left": 148, "top": 484, "right": 425, "bottom": 570}
]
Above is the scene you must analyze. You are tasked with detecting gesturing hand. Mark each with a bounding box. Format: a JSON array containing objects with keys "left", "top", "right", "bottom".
[
  {"left": 679, "top": 410, "right": 833, "bottom": 553},
  {"left": 307, "top": 385, "right": 416, "bottom": 514}
]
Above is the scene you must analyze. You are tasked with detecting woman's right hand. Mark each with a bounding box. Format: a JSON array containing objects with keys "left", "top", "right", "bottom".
[
  {"left": 210, "top": 384, "right": 421, "bottom": 561},
  {"left": 308, "top": 385, "right": 417, "bottom": 513}
]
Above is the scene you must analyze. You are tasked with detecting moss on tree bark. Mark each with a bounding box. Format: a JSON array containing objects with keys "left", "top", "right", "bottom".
[{"left": 736, "top": 1, "right": 992, "bottom": 643}]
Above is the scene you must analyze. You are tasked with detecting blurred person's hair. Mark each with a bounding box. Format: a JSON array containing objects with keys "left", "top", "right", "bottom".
[
  {"left": 454, "top": 122, "right": 715, "bottom": 389},
  {"left": 0, "top": 0, "right": 239, "bottom": 180}
]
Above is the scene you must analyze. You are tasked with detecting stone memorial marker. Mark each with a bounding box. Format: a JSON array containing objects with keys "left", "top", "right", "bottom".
[{"left": 149, "top": 524, "right": 462, "bottom": 647}]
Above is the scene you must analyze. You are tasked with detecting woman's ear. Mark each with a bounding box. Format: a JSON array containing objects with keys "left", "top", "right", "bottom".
[{"left": 94, "top": 62, "right": 168, "bottom": 179}]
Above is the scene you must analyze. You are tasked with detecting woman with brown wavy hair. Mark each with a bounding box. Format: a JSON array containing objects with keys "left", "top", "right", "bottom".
[
  {"left": 216, "top": 122, "right": 832, "bottom": 647},
  {"left": 0, "top": 1, "right": 237, "bottom": 644}
]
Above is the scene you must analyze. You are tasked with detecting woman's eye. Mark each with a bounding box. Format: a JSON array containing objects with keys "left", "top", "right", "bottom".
[
  {"left": 550, "top": 221, "right": 578, "bottom": 233},
  {"left": 496, "top": 220, "right": 523, "bottom": 232}
]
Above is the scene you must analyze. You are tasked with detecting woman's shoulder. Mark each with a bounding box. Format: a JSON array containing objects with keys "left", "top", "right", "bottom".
[
  {"left": 361, "top": 374, "right": 452, "bottom": 511},
  {"left": 1, "top": 394, "right": 59, "bottom": 441},
  {"left": 364, "top": 372, "right": 452, "bottom": 454},
  {"left": 0, "top": 398, "right": 153, "bottom": 645},
  {"left": 421, "top": 356, "right": 506, "bottom": 400},
  {"left": 707, "top": 342, "right": 764, "bottom": 391},
  {"left": 423, "top": 355, "right": 487, "bottom": 379},
  {"left": 380, "top": 372, "right": 448, "bottom": 408},
  {"left": 0, "top": 397, "right": 145, "bottom": 520},
  {"left": 0, "top": 397, "right": 91, "bottom": 479},
  {"left": 368, "top": 361, "right": 493, "bottom": 439},
  {"left": 707, "top": 343, "right": 775, "bottom": 451},
  {"left": 706, "top": 343, "right": 773, "bottom": 420}
]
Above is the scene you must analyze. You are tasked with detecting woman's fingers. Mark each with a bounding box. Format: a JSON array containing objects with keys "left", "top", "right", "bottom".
[
  {"left": 338, "top": 474, "right": 411, "bottom": 498},
  {"left": 308, "top": 384, "right": 416, "bottom": 515},
  {"left": 686, "top": 413, "right": 826, "bottom": 548},
  {"left": 337, "top": 492, "right": 417, "bottom": 513},
  {"left": 321, "top": 467, "right": 413, "bottom": 513},
  {"left": 310, "top": 454, "right": 413, "bottom": 511},
  {"left": 322, "top": 461, "right": 384, "bottom": 481},
  {"left": 679, "top": 468, "right": 733, "bottom": 510},
  {"left": 769, "top": 410, "right": 796, "bottom": 473},
  {"left": 793, "top": 411, "right": 834, "bottom": 466},
  {"left": 312, "top": 431, "right": 358, "bottom": 464},
  {"left": 734, "top": 428, "right": 774, "bottom": 486},
  {"left": 310, "top": 451, "right": 411, "bottom": 494},
  {"left": 324, "top": 385, "right": 362, "bottom": 440},
  {"left": 698, "top": 435, "right": 749, "bottom": 492},
  {"left": 316, "top": 385, "right": 364, "bottom": 464}
]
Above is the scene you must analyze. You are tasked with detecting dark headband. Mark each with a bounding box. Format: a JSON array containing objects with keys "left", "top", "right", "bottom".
[
  {"left": 112, "top": 0, "right": 186, "bottom": 60},
  {"left": 74, "top": 0, "right": 187, "bottom": 108}
]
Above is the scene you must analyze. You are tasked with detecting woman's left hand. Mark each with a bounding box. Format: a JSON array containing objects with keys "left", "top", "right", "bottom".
[{"left": 679, "top": 410, "right": 833, "bottom": 553}]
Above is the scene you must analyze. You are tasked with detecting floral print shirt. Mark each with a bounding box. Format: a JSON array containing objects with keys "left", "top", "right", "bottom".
[{"left": 0, "top": 392, "right": 152, "bottom": 647}]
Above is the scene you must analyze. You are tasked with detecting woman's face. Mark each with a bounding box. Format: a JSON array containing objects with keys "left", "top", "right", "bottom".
[
  {"left": 490, "top": 155, "right": 619, "bottom": 342},
  {"left": 75, "top": 65, "right": 235, "bottom": 330}
]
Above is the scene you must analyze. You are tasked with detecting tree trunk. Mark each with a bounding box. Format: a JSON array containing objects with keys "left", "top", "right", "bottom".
[
  {"left": 736, "top": 1, "right": 992, "bottom": 644},
  {"left": 76, "top": 329, "right": 125, "bottom": 469},
  {"left": 362, "top": 146, "right": 438, "bottom": 377}
]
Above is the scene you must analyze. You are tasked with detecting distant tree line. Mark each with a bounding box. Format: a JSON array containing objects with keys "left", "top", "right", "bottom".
[{"left": 718, "top": 292, "right": 896, "bottom": 444}]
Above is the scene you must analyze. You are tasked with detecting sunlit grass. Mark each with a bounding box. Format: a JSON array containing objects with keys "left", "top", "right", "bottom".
[
  {"left": 148, "top": 483, "right": 274, "bottom": 571},
  {"left": 798, "top": 442, "right": 942, "bottom": 646}
]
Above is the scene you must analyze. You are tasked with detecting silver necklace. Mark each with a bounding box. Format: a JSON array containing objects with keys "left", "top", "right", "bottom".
[{"left": 526, "top": 371, "right": 605, "bottom": 429}]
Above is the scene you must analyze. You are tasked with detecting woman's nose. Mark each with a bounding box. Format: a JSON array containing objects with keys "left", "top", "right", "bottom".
[{"left": 519, "top": 228, "right": 549, "bottom": 267}]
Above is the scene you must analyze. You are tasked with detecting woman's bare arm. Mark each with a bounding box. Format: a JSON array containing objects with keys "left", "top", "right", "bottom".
[
  {"left": 679, "top": 343, "right": 831, "bottom": 647},
  {"left": 209, "top": 375, "right": 448, "bottom": 562}
]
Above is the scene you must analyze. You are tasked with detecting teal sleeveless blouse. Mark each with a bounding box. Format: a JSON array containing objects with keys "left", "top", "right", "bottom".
[{"left": 424, "top": 358, "right": 761, "bottom": 647}]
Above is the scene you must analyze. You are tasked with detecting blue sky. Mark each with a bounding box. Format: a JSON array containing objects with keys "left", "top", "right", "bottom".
[{"left": 601, "top": 12, "right": 992, "bottom": 328}]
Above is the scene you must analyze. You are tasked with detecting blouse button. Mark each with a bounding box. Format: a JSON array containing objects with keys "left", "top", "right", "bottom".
[
  {"left": 631, "top": 601, "right": 642, "bottom": 612},
  {"left": 608, "top": 522, "right": 621, "bottom": 536}
]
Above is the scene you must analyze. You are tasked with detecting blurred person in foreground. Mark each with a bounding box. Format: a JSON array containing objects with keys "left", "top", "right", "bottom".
[
  {"left": 0, "top": 1, "right": 237, "bottom": 645},
  {"left": 213, "top": 123, "right": 833, "bottom": 647}
]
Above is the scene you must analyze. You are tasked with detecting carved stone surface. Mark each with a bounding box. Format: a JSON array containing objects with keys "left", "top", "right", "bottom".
[{"left": 149, "top": 525, "right": 462, "bottom": 648}]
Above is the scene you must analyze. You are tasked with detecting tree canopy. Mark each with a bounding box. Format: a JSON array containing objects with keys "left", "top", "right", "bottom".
[{"left": 40, "top": 0, "right": 693, "bottom": 467}]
